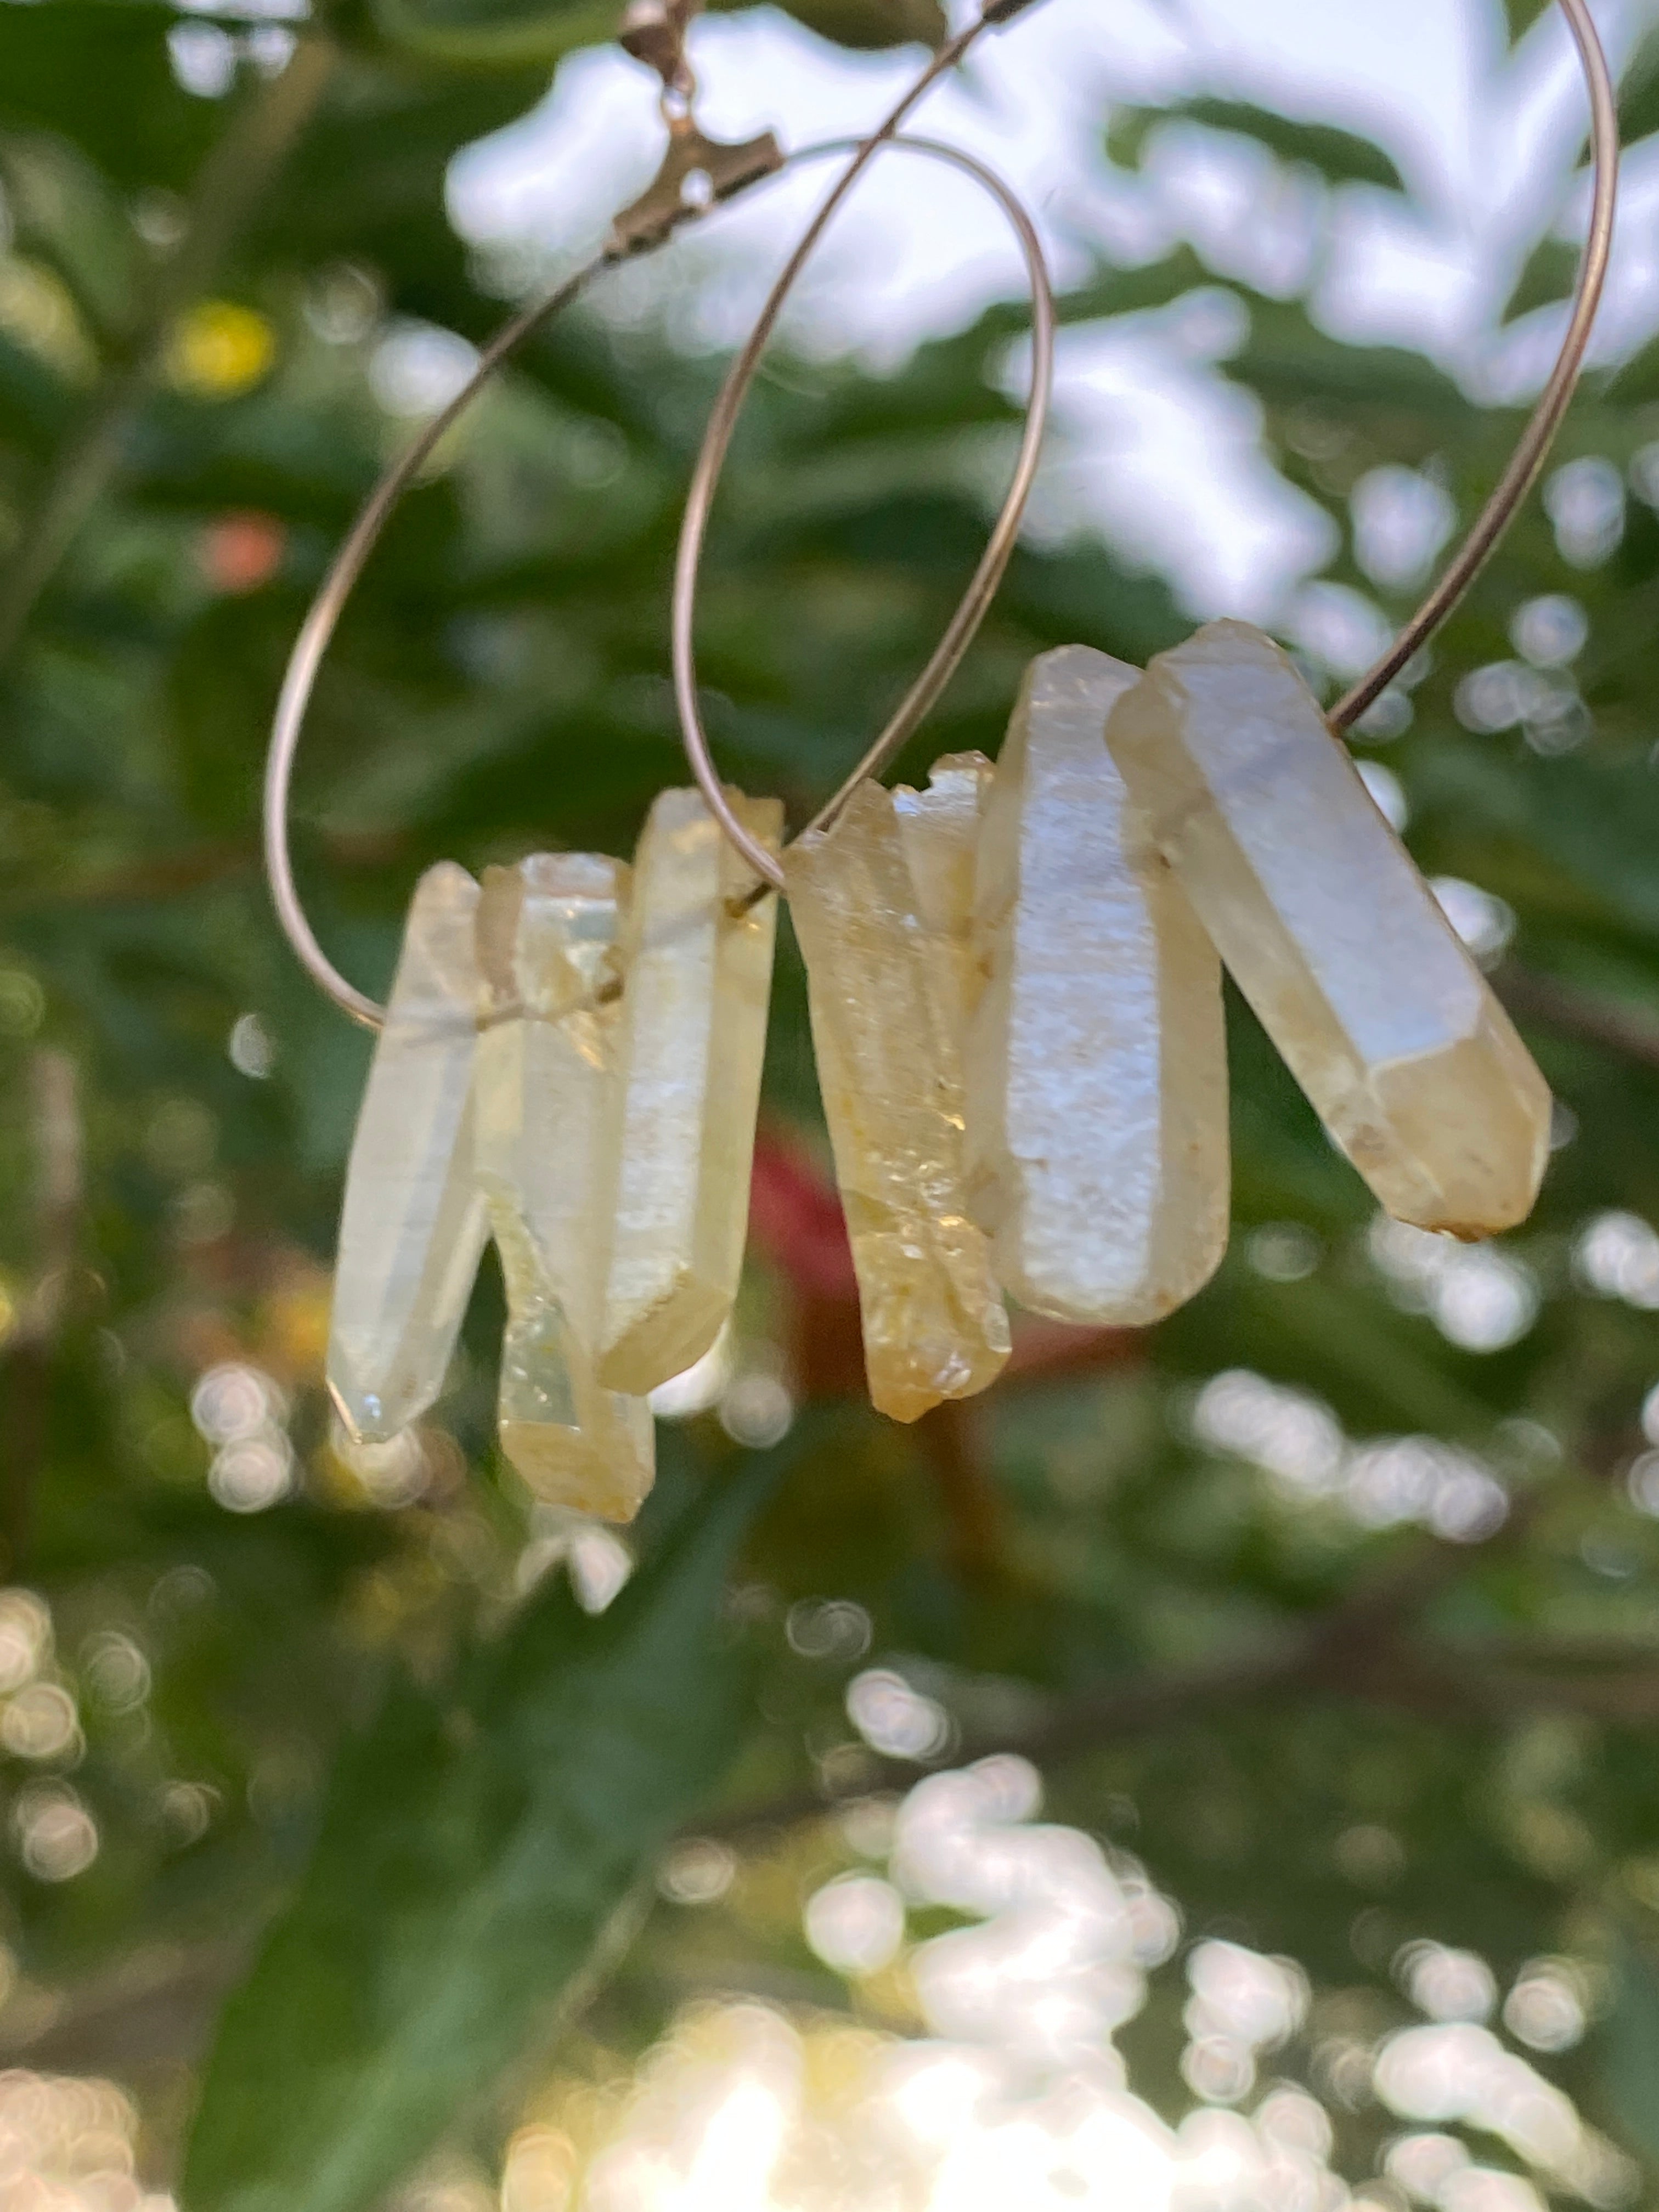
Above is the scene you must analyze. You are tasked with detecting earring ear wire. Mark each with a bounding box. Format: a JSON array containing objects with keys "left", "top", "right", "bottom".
[
  {"left": 673, "top": 129, "right": 1057, "bottom": 896},
  {"left": 263, "top": 0, "right": 789, "bottom": 1033},
  {"left": 262, "top": 0, "right": 1057, "bottom": 1028}
]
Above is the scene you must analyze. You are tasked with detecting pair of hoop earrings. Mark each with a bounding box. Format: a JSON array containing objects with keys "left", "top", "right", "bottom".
[{"left": 266, "top": 0, "right": 1618, "bottom": 1522}]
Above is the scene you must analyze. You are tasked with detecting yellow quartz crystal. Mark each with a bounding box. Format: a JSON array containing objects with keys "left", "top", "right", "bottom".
[
  {"left": 475, "top": 855, "right": 654, "bottom": 1523},
  {"left": 786, "top": 780, "right": 1011, "bottom": 1423},
  {"left": 599, "top": 787, "right": 784, "bottom": 1395},
  {"left": 966, "top": 646, "right": 1230, "bottom": 1323},
  {"left": 328, "top": 862, "right": 488, "bottom": 1444},
  {"left": 893, "top": 753, "right": 994, "bottom": 1054},
  {"left": 1105, "top": 620, "right": 1550, "bottom": 1236}
]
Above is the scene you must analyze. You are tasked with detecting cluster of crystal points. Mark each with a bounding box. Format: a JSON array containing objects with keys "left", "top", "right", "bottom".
[
  {"left": 1105, "top": 621, "right": 1550, "bottom": 1237},
  {"left": 966, "top": 646, "right": 1230, "bottom": 1325},
  {"left": 786, "top": 778, "right": 1011, "bottom": 1424},
  {"left": 330, "top": 623, "right": 1554, "bottom": 1472},
  {"left": 326, "top": 789, "right": 780, "bottom": 1522}
]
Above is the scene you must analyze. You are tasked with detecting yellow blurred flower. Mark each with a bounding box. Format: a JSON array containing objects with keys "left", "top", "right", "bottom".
[{"left": 167, "top": 300, "right": 276, "bottom": 399}]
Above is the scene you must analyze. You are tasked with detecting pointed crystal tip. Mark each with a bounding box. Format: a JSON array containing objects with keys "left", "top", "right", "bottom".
[
  {"left": 966, "top": 645, "right": 1229, "bottom": 1327},
  {"left": 1105, "top": 620, "right": 1550, "bottom": 1238},
  {"left": 787, "top": 777, "right": 1010, "bottom": 1424}
]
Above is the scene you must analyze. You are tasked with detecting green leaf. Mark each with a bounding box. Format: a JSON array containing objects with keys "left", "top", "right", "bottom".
[
  {"left": 1108, "top": 97, "right": 1406, "bottom": 193},
  {"left": 0, "top": 132, "right": 144, "bottom": 347},
  {"left": 1609, "top": 331, "right": 1659, "bottom": 407},
  {"left": 0, "top": 2, "right": 216, "bottom": 193},
  {"left": 1600, "top": 1932, "right": 1659, "bottom": 2160},
  {"left": 751, "top": 0, "right": 947, "bottom": 49},
  {"left": 1503, "top": 0, "right": 1552, "bottom": 40},
  {"left": 365, "top": 0, "right": 618, "bottom": 68},
  {"left": 1225, "top": 294, "right": 1476, "bottom": 426},
  {"left": 181, "top": 1430, "right": 815, "bottom": 2212},
  {"left": 1501, "top": 233, "right": 1580, "bottom": 324},
  {"left": 1509, "top": 752, "right": 1659, "bottom": 941},
  {"left": 1620, "top": 27, "right": 1659, "bottom": 148},
  {"left": 370, "top": 0, "right": 942, "bottom": 64}
]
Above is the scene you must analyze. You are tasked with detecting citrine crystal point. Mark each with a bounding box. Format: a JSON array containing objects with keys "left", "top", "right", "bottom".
[
  {"left": 1104, "top": 619, "right": 1550, "bottom": 1235},
  {"left": 786, "top": 780, "right": 1010, "bottom": 1425},
  {"left": 492, "top": 1209, "right": 655, "bottom": 1526},
  {"left": 893, "top": 752, "right": 994, "bottom": 1052},
  {"left": 328, "top": 861, "right": 488, "bottom": 1446},
  {"left": 966, "top": 646, "right": 1230, "bottom": 1327},
  {"left": 477, "top": 855, "right": 655, "bottom": 1523},
  {"left": 599, "top": 787, "right": 783, "bottom": 1397}
]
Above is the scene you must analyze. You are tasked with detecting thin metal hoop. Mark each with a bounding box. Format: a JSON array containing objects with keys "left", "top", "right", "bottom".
[
  {"left": 262, "top": 121, "right": 1051, "bottom": 1022},
  {"left": 673, "top": 131, "right": 1057, "bottom": 891},
  {"left": 1332, "top": 0, "right": 1618, "bottom": 729},
  {"left": 264, "top": 257, "right": 614, "bottom": 1030}
]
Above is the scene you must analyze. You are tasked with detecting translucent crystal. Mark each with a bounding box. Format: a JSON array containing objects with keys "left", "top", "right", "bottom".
[
  {"left": 475, "top": 855, "right": 654, "bottom": 1523},
  {"left": 600, "top": 787, "right": 784, "bottom": 1395},
  {"left": 1105, "top": 620, "right": 1550, "bottom": 1235},
  {"left": 893, "top": 752, "right": 994, "bottom": 1053},
  {"left": 786, "top": 779, "right": 1011, "bottom": 1423},
  {"left": 490, "top": 1201, "right": 656, "bottom": 1528},
  {"left": 328, "top": 862, "right": 488, "bottom": 1445},
  {"left": 966, "top": 646, "right": 1230, "bottom": 1323}
]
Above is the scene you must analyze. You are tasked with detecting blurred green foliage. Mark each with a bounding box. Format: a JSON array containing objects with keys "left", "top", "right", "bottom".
[{"left": 2, "top": 0, "right": 1659, "bottom": 2203}]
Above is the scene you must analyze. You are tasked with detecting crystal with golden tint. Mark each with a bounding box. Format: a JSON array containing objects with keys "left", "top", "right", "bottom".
[
  {"left": 893, "top": 752, "right": 994, "bottom": 1053},
  {"left": 966, "top": 646, "right": 1229, "bottom": 1323},
  {"left": 328, "top": 862, "right": 488, "bottom": 1444},
  {"left": 600, "top": 787, "right": 783, "bottom": 1395},
  {"left": 490, "top": 1204, "right": 657, "bottom": 1527},
  {"left": 786, "top": 780, "right": 1011, "bottom": 1423},
  {"left": 1104, "top": 620, "right": 1550, "bottom": 1235},
  {"left": 475, "top": 855, "right": 654, "bottom": 1523}
]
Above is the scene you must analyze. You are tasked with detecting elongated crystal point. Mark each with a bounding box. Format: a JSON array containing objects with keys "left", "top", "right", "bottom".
[
  {"left": 329, "top": 863, "right": 488, "bottom": 1445},
  {"left": 475, "top": 856, "right": 654, "bottom": 1524},
  {"left": 893, "top": 752, "right": 994, "bottom": 1052},
  {"left": 786, "top": 779, "right": 1011, "bottom": 1424},
  {"left": 490, "top": 1200, "right": 656, "bottom": 1528},
  {"left": 1105, "top": 620, "right": 1550, "bottom": 1236},
  {"left": 966, "top": 647, "right": 1230, "bottom": 1324},
  {"left": 599, "top": 787, "right": 784, "bottom": 1395}
]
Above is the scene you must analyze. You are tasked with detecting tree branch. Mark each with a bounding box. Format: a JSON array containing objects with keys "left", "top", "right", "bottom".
[
  {"left": 1496, "top": 961, "right": 1659, "bottom": 1077},
  {"left": 0, "top": 33, "right": 337, "bottom": 663},
  {"left": 697, "top": 1518, "right": 1562, "bottom": 1841}
]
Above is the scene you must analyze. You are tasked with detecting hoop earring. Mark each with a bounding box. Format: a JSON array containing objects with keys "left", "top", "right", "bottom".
[
  {"left": 670, "top": 1, "right": 1619, "bottom": 1403},
  {"left": 262, "top": 21, "right": 1058, "bottom": 1512},
  {"left": 266, "top": 0, "right": 1619, "bottom": 1486}
]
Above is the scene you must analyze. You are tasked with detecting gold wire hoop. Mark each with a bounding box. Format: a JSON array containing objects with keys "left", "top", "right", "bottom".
[
  {"left": 261, "top": 127, "right": 1053, "bottom": 1025},
  {"left": 672, "top": 130, "right": 1058, "bottom": 891},
  {"left": 674, "top": 0, "right": 1620, "bottom": 876},
  {"left": 264, "top": 259, "right": 611, "bottom": 1030}
]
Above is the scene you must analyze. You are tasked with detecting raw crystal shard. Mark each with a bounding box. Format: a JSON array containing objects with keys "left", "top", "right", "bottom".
[
  {"left": 966, "top": 646, "right": 1230, "bottom": 1324},
  {"left": 893, "top": 752, "right": 994, "bottom": 1053},
  {"left": 600, "top": 787, "right": 784, "bottom": 1395},
  {"left": 786, "top": 778, "right": 1011, "bottom": 1423},
  {"left": 475, "top": 855, "right": 654, "bottom": 1523},
  {"left": 329, "top": 863, "right": 488, "bottom": 1444},
  {"left": 1105, "top": 620, "right": 1550, "bottom": 1236},
  {"left": 490, "top": 1203, "right": 656, "bottom": 1527}
]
